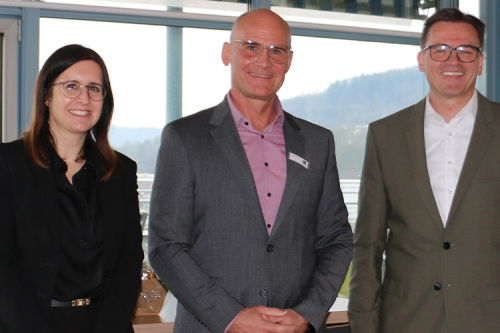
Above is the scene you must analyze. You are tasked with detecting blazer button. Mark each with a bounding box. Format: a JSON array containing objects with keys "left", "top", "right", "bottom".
[
  {"left": 434, "top": 282, "right": 442, "bottom": 291},
  {"left": 267, "top": 244, "right": 274, "bottom": 252},
  {"left": 260, "top": 289, "right": 268, "bottom": 297},
  {"left": 442, "top": 242, "right": 451, "bottom": 250}
]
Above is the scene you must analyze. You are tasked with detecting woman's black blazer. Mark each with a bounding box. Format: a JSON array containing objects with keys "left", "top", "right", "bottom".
[{"left": 0, "top": 139, "right": 144, "bottom": 332}]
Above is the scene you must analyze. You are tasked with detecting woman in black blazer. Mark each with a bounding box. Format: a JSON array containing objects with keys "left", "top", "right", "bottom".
[{"left": 0, "top": 44, "right": 143, "bottom": 332}]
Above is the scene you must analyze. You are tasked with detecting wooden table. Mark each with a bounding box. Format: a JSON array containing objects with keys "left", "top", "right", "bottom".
[{"left": 133, "top": 315, "right": 173, "bottom": 333}]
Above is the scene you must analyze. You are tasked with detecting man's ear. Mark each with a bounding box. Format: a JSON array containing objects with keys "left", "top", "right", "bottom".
[
  {"left": 417, "top": 51, "right": 425, "bottom": 72},
  {"left": 222, "top": 42, "right": 231, "bottom": 66},
  {"left": 284, "top": 50, "right": 293, "bottom": 73},
  {"left": 477, "top": 52, "right": 484, "bottom": 76}
]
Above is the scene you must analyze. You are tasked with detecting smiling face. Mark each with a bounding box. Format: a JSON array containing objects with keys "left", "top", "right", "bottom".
[
  {"left": 418, "top": 21, "right": 484, "bottom": 104},
  {"left": 46, "top": 60, "right": 104, "bottom": 142},
  {"left": 222, "top": 9, "right": 293, "bottom": 104}
]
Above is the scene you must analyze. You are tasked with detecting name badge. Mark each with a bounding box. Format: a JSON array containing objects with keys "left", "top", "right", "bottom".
[{"left": 289, "top": 153, "right": 309, "bottom": 169}]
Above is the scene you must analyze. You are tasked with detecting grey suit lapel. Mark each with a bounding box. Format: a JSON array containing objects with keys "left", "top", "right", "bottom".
[
  {"left": 406, "top": 99, "right": 444, "bottom": 231},
  {"left": 448, "top": 94, "right": 494, "bottom": 223},
  {"left": 270, "top": 113, "right": 306, "bottom": 238},
  {"left": 209, "top": 101, "right": 266, "bottom": 229}
]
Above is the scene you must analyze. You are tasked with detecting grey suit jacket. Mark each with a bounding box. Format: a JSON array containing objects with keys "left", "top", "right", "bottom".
[
  {"left": 349, "top": 93, "right": 500, "bottom": 333},
  {"left": 148, "top": 99, "right": 353, "bottom": 333}
]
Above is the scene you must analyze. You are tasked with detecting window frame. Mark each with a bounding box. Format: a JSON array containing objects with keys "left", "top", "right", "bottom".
[{"left": 0, "top": 18, "right": 19, "bottom": 142}]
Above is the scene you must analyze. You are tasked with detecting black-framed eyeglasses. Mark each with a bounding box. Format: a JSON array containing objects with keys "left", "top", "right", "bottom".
[
  {"left": 230, "top": 40, "right": 292, "bottom": 64},
  {"left": 422, "top": 44, "right": 482, "bottom": 63},
  {"left": 51, "top": 80, "right": 106, "bottom": 101}
]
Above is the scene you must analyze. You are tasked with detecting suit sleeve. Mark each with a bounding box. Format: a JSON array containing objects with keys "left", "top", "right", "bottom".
[
  {"left": 292, "top": 131, "right": 353, "bottom": 331},
  {"left": 0, "top": 145, "right": 52, "bottom": 332},
  {"left": 93, "top": 159, "right": 144, "bottom": 333},
  {"left": 348, "top": 125, "right": 388, "bottom": 333},
  {"left": 148, "top": 125, "right": 243, "bottom": 333}
]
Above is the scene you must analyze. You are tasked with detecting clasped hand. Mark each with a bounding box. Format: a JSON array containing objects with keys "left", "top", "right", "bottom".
[{"left": 228, "top": 305, "right": 309, "bottom": 333}]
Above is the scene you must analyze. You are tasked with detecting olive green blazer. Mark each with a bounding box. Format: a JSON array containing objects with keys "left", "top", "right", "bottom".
[{"left": 349, "top": 93, "right": 500, "bottom": 333}]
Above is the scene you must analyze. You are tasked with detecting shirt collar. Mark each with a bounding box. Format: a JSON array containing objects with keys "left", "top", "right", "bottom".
[
  {"left": 226, "top": 92, "right": 285, "bottom": 129},
  {"left": 424, "top": 90, "right": 478, "bottom": 124},
  {"left": 47, "top": 143, "right": 68, "bottom": 174},
  {"left": 46, "top": 139, "right": 100, "bottom": 175}
]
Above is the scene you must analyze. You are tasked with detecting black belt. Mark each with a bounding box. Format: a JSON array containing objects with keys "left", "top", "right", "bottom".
[{"left": 50, "top": 297, "right": 93, "bottom": 307}]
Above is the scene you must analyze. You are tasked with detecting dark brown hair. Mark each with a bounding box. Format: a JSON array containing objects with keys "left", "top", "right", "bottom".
[
  {"left": 421, "top": 8, "right": 485, "bottom": 49},
  {"left": 24, "top": 44, "right": 119, "bottom": 180}
]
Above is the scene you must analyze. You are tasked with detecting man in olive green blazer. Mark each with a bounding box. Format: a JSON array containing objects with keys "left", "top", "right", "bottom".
[{"left": 349, "top": 8, "right": 500, "bottom": 333}]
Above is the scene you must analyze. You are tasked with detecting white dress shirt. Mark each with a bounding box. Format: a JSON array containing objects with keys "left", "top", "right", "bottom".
[{"left": 424, "top": 91, "right": 478, "bottom": 226}]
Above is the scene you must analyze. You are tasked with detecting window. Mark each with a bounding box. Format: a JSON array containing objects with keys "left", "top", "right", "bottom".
[
  {"left": 281, "top": 36, "right": 426, "bottom": 229},
  {"left": 272, "top": 0, "right": 431, "bottom": 19},
  {"left": 0, "top": 33, "right": 3, "bottom": 140},
  {"left": 40, "top": 18, "right": 167, "bottom": 176},
  {"left": 43, "top": 0, "right": 247, "bottom": 15},
  {"left": 33, "top": 1, "right": 456, "bottom": 317},
  {"left": 0, "top": 19, "right": 19, "bottom": 143}
]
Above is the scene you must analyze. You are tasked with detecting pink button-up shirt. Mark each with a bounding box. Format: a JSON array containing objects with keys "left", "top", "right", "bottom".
[
  {"left": 227, "top": 93, "right": 287, "bottom": 235},
  {"left": 224, "top": 93, "right": 288, "bottom": 332}
]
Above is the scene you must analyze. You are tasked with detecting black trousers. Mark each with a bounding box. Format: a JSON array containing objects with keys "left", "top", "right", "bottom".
[{"left": 48, "top": 303, "right": 99, "bottom": 333}]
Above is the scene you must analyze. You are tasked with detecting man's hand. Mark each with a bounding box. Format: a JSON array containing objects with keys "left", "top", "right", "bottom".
[
  {"left": 228, "top": 306, "right": 310, "bottom": 333},
  {"left": 263, "top": 309, "right": 309, "bottom": 333},
  {"left": 228, "top": 306, "right": 287, "bottom": 332}
]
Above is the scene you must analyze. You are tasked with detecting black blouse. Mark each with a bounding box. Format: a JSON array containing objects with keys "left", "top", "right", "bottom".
[{"left": 48, "top": 144, "right": 104, "bottom": 301}]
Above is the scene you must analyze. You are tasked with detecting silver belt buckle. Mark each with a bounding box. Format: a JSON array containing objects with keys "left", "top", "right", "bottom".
[{"left": 71, "top": 298, "right": 91, "bottom": 307}]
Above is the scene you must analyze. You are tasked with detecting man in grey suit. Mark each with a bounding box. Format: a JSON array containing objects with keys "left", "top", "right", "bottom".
[
  {"left": 148, "top": 8, "right": 353, "bottom": 333},
  {"left": 349, "top": 8, "right": 500, "bottom": 333}
]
